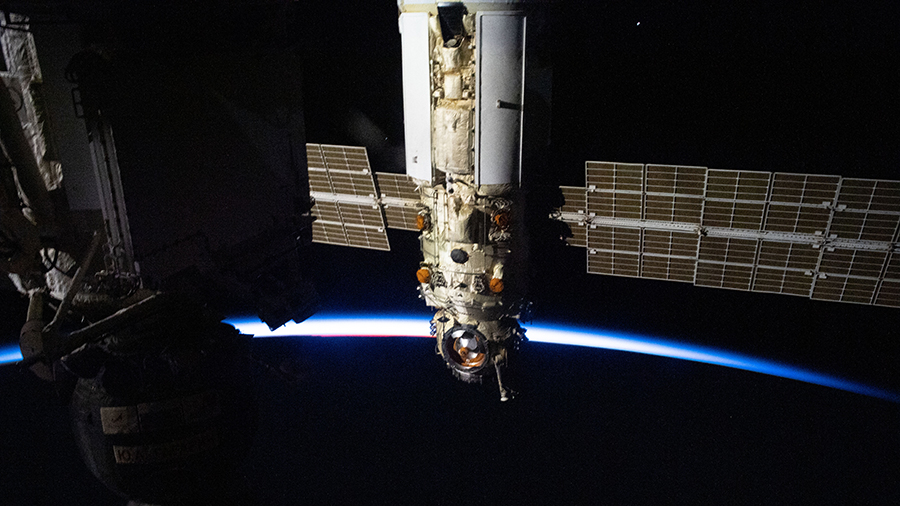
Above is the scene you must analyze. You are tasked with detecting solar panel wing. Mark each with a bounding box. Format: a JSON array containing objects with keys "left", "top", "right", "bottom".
[
  {"left": 309, "top": 199, "right": 350, "bottom": 247},
  {"left": 337, "top": 202, "right": 385, "bottom": 229},
  {"left": 702, "top": 169, "right": 770, "bottom": 230},
  {"left": 308, "top": 168, "right": 333, "bottom": 194},
  {"left": 762, "top": 173, "right": 839, "bottom": 235},
  {"left": 556, "top": 158, "right": 900, "bottom": 308},
  {"left": 586, "top": 162, "right": 643, "bottom": 219},
  {"left": 770, "top": 173, "right": 840, "bottom": 205},
  {"left": 750, "top": 241, "right": 820, "bottom": 297},
  {"left": 382, "top": 205, "right": 421, "bottom": 232},
  {"left": 587, "top": 226, "right": 640, "bottom": 277},
  {"left": 559, "top": 186, "right": 587, "bottom": 214},
  {"left": 836, "top": 178, "right": 900, "bottom": 212},
  {"left": 751, "top": 267, "right": 815, "bottom": 297},
  {"left": 805, "top": 248, "right": 890, "bottom": 304},
  {"left": 695, "top": 236, "right": 758, "bottom": 290},
  {"left": 307, "top": 143, "right": 390, "bottom": 251},
  {"left": 828, "top": 179, "right": 900, "bottom": 242},
  {"left": 311, "top": 221, "right": 348, "bottom": 247},
  {"left": 811, "top": 276, "right": 880, "bottom": 304},
  {"left": 374, "top": 172, "right": 422, "bottom": 231},
  {"left": 643, "top": 165, "right": 706, "bottom": 225},
  {"left": 587, "top": 250, "right": 641, "bottom": 277},
  {"left": 374, "top": 172, "right": 419, "bottom": 201},
  {"left": 818, "top": 248, "right": 888, "bottom": 278},
  {"left": 875, "top": 252, "right": 900, "bottom": 307},
  {"left": 639, "top": 230, "right": 698, "bottom": 283},
  {"left": 344, "top": 224, "right": 390, "bottom": 251},
  {"left": 829, "top": 212, "right": 900, "bottom": 243}
]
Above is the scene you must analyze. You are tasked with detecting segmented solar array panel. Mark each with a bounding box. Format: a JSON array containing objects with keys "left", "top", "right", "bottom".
[
  {"left": 374, "top": 172, "right": 422, "bottom": 231},
  {"left": 555, "top": 162, "right": 900, "bottom": 307},
  {"left": 307, "top": 144, "right": 390, "bottom": 251}
]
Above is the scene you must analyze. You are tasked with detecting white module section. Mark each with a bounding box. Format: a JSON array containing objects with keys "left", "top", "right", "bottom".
[
  {"left": 399, "top": 12, "right": 433, "bottom": 183},
  {"left": 475, "top": 11, "right": 525, "bottom": 188},
  {"left": 398, "top": 1, "right": 536, "bottom": 14}
]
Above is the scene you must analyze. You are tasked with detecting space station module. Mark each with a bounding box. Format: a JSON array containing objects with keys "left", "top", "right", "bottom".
[{"left": 398, "top": 0, "right": 547, "bottom": 400}]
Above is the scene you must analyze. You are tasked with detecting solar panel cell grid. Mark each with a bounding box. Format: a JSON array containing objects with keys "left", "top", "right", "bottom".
[
  {"left": 566, "top": 159, "right": 899, "bottom": 307},
  {"left": 757, "top": 241, "right": 820, "bottom": 271},
  {"left": 752, "top": 267, "right": 814, "bottom": 296},
  {"left": 587, "top": 250, "right": 640, "bottom": 277},
  {"left": 311, "top": 222, "right": 348, "bottom": 247},
  {"left": 695, "top": 263, "right": 754, "bottom": 290},
  {"left": 764, "top": 204, "right": 831, "bottom": 234},
  {"left": 560, "top": 186, "right": 587, "bottom": 214},
  {"left": 770, "top": 173, "right": 839, "bottom": 205},
  {"left": 328, "top": 170, "right": 377, "bottom": 197},
  {"left": 374, "top": 172, "right": 420, "bottom": 201},
  {"left": 383, "top": 205, "right": 420, "bottom": 231},
  {"left": 587, "top": 192, "right": 642, "bottom": 219},
  {"left": 836, "top": 179, "right": 900, "bottom": 212},
  {"left": 811, "top": 276, "right": 878, "bottom": 304},
  {"left": 642, "top": 230, "right": 698, "bottom": 257},
  {"left": 337, "top": 202, "right": 384, "bottom": 229},
  {"left": 320, "top": 145, "right": 370, "bottom": 171},
  {"left": 884, "top": 252, "right": 900, "bottom": 279},
  {"left": 307, "top": 144, "right": 389, "bottom": 251},
  {"left": 705, "top": 170, "right": 770, "bottom": 201},
  {"left": 701, "top": 201, "right": 765, "bottom": 230},
  {"left": 311, "top": 200, "right": 341, "bottom": 222},
  {"left": 828, "top": 212, "right": 900, "bottom": 242},
  {"left": 644, "top": 195, "right": 703, "bottom": 224},
  {"left": 818, "top": 249, "right": 888, "bottom": 278},
  {"left": 308, "top": 170, "right": 333, "bottom": 193},
  {"left": 586, "top": 162, "right": 643, "bottom": 192},
  {"left": 641, "top": 256, "right": 696, "bottom": 282},
  {"left": 645, "top": 165, "right": 706, "bottom": 196},
  {"left": 306, "top": 145, "right": 326, "bottom": 167},
  {"left": 875, "top": 280, "right": 900, "bottom": 307},
  {"left": 587, "top": 226, "right": 641, "bottom": 252},
  {"left": 698, "top": 237, "right": 758, "bottom": 264},
  {"left": 344, "top": 225, "right": 390, "bottom": 251}
]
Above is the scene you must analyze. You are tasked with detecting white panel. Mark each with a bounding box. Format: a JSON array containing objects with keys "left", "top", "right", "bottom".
[
  {"left": 475, "top": 11, "right": 525, "bottom": 187},
  {"left": 399, "top": 12, "right": 433, "bottom": 182}
]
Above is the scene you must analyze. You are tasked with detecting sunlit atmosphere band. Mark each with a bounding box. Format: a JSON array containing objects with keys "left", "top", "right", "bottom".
[
  {"left": 227, "top": 315, "right": 900, "bottom": 403},
  {"left": 3, "top": 314, "right": 897, "bottom": 404}
]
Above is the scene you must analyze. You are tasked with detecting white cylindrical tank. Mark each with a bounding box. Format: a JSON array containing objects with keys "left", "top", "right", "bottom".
[{"left": 474, "top": 10, "right": 525, "bottom": 192}]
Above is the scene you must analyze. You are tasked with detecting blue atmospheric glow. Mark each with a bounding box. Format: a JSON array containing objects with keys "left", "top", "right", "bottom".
[
  {"left": 227, "top": 314, "right": 900, "bottom": 404},
  {"left": 0, "top": 344, "right": 23, "bottom": 365}
]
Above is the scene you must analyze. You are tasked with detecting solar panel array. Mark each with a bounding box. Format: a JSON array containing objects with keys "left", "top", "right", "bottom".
[
  {"left": 374, "top": 172, "right": 422, "bottom": 231},
  {"left": 307, "top": 144, "right": 390, "bottom": 251},
  {"left": 555, "top": 162, "right": 900, "bottom": 307}
]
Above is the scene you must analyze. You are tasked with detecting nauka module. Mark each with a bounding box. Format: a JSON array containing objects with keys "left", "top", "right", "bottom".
[{"left": 307, "top": 1, "right": 548, "bottom": 399}]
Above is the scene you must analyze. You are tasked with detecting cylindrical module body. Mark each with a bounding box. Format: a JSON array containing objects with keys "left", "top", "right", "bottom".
[
  {"left": 398, "top": 1, "right": 544, "bottom": 398},
  {"left": 473, "top": 10, "right": 525, "bottom": 194},
  {"left": 398, "top": 0, "right": 538, "bottom": 189}
]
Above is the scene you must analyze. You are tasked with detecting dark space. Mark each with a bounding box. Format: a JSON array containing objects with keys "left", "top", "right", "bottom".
[{"left": 1, "top": 1, "right": 899, "bottom": 504}]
